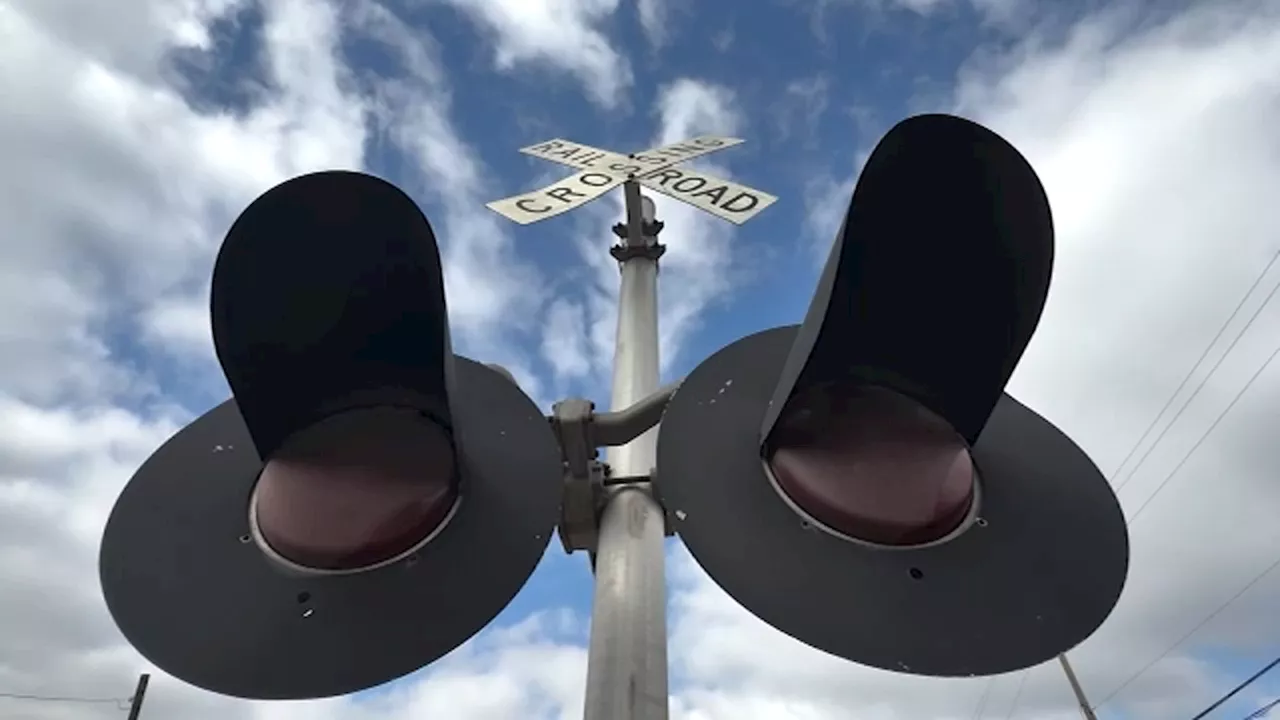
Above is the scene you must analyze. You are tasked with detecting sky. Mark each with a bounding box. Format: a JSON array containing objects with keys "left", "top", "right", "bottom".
[{"left": 2, "top": 0, "right": 1280, "bottom": 718}]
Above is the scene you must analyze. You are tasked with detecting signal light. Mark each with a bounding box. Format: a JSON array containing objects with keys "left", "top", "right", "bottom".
[
  {"left": 249, "top": 407, "right": 458, "bottom": 572},
  {"left": 98, "top": 115, "right": 1130, "bottom": 711},
  {"left": 98, "top": 171, "right": 564, "bottom": 700},
  {"left": 766, "top": 384, "right": 977, "bottom": 547},
  {"left": 655, "top": 114, "right": 1129, "bottom": 677}
]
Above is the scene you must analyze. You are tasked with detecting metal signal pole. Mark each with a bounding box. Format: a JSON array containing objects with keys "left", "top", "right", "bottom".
[
  {"left": 126, "top": 674, "right": 150, "bottom": 720},
  {"left": 582, "top": 179, "right": 669, "bottom": 720},
  {"left": 1058, "top": 654, "right": 1098, "bottom": 720}
]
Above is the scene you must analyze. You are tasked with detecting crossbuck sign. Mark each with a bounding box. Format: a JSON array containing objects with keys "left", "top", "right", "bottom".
[{"left": 486, "top": 136, "right": 777, "bottom": 225}]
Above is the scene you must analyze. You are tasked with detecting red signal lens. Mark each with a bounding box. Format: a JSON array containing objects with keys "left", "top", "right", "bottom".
[
  {"left": 253, "top": 407, "right": 457, "bottom": 571},
  {"left": 767, "top": 384, "right": 975, "bottom": 546}
]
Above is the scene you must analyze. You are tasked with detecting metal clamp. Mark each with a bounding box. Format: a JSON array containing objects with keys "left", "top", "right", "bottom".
[
  {"left": 550, "top": 398, "right": 601, "bottom": 554},
  {"left": 601, "top": 468, "right": 677, "bottom": 540},
  {"left": 549, "top": 384, "right": 681, "bottom": 554}
]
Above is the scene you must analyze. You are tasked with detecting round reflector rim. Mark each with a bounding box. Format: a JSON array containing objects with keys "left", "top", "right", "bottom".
[
  {"left": 762, "top": 384, "right": 981, "bottom": 549},
  {"left": 249, "top": 477, "right": 462, "bottom": 577},
  {"left": 654, "top": 324, "right": 1131, "bottom": 678},
  {"left": 246, "top": 407, "right": 462, "bottom": 575},
  {"left": 98, "top": 358, "right": 564, "bottom": 700},
  {"left": 762, "top": 453, "right": 983, "bottom": 552}
]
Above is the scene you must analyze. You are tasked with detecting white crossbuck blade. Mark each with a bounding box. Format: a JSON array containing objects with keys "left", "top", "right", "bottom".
[{"left": 486, "top": 136, "right": 778, "bottom": 225}]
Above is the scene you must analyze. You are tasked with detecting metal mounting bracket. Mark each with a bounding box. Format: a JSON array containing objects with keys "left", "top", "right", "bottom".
[{"left": 549, "top": 384, "right": 680, "bottom": 554}]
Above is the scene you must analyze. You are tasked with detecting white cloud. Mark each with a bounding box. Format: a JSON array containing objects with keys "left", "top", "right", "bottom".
[
  {"left": 801, "top": 170, "right": 851, "bottom": 259},
  {"left": 6, "top": 1, "right": 1280, "bottom": 719},
  {"left": 0, "top": 0, "right": 561, "bottom": 716},
  {"left": 437, "top": 0, "right": 633, "bottom": 109},
  {"left": 961, "top": 6, "right": 1280, "bottom": 712},
  {"left": 565, "top": 78, "right": 747, "bottom": 387},
  {"left": 711, "top": 25, "right": 734, "bottom": 53},
  {"left": 351, "top": 0, "right": 550, "bottom": 404},
  {"left": 262, "top": 611, "right": 589, "bottom": 720},
  {"left": 772, "top": 75, "right": 830, "bottom": 146},
  {"left": 891, "top": 0, "right": 950, "bottom": 14},
  {"left": 646, "top": 80, "right": 747, "bottom": 377},
  {"left": 816, "top": 0, "right": 951, "bottom": 19},
  {"left": 1, "top": 0, "right": 371, "bottom": 406},
  {"left": 669, "top": 2, "right": 1280, "bottom": 719},
  {"left": 541, "top": 298, "right": 594, "bottom": 386},
  {"left": 637, "top": 0, "right": 670, "bottom": 49},
  {"left": 814, "top": 0, "right": 1030, "bottom": 29}
]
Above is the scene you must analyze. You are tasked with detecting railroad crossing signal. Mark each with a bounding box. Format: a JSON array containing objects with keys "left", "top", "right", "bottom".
[
  {"left": 99, "top": 172, "right": 565, "bottom": 699},
  {"left": 655, "top": 114, "right": 1129, "bottom": 677},
  {"left": 485, "top": 136, "right": 777, "bottom": 225},
  {"left": 95, "top": 113, "right": 1128, "bottom": 714}
]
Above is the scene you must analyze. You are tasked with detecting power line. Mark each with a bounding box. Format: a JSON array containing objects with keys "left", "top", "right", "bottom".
[
  {"left": 1191, "top": 655, "right": 1280, "bottom": 720},
  {"left": 0, "top": 672, "right": 148, "bottom": 715},
  {"left": 0, "top": 691, "right": 124, "bottom": 702},
  {"left": 1016, "top": 257, "right": 1280, "bottom": 720},
  {"left": 1001, "top": 259, "right": 1280, "bottom": 720},
  {"left": 1114, "top": 257, "right": 1280, "bottom": 496},
  {"left": 1091, "top": 325, "right": 1280, "bottom": 708},
  {"left": 1242, "top": 696, "right": 1280, "bottom": 720},
  {"left": 1096, "top": 274, "right": 1280, "bottom": 710},
  {"left": 1127, "top": 332, "right": 1280, "bottom": 524},
  {"left": 1110, "top": 249, "right": 1280, "bottom": 493},
  {"left": 1116, "top": 276, "right": 1280, "bottom": 501},
  {"left": 1003, "top": 667, "right": 1031, "bottom": 720},
  {"left": 971, "top": 676, "right": 996, "bottom": 719},
  {"left": 1096, "top": 554, "right": 1280, "bottom": 709}
]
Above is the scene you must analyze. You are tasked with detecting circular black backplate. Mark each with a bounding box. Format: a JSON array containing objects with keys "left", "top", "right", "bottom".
[
  {"left": 99, "top": 358, "right": 562, "bottom": 699},
  {"left": 655, "top": 325, "right": 1129, "bottom": 677}
]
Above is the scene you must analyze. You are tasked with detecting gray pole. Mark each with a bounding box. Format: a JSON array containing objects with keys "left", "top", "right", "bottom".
[
  {"left": 1058, "top": 654, "right": 1098, "bottom": 720},
  {"left": 582, "top": 179, "right": 669, "bottom": 720},
  {"left": 126, "top": 673, "right": 150, "bottom": 720}
]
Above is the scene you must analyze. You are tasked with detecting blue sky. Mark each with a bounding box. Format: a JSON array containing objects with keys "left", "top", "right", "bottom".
[{"left": 3, "top": 0, "right": 1280, "bottom": 719}]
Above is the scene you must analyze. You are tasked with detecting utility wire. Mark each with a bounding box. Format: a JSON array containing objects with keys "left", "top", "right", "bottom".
[
  {"left": 1126, "top": 331, "right": 1280, "bottom": 524},
  {"left": 1190, "top": 654, "right": 1280, "bottom": 720},
  {"left": 1114, "top": 257, "right": 1280, "bottom": 495},
  {"left": 1091, "top": 279, "right": 1280, "bottom": 711},
  {"left": 0, "top": 690, "right": 126, "bottom": 704},
  {"left": 1110, "top": 249, "right": 1280, "bottom": 493},
  {"left": 1242, "top": 696, "right": 1280, "bottom": 720},
  {"left": 971, "top": 676, "right": 996, "bottom": 720},
  {"left": 1004, "top": 255, "right": 1280, "bottom": 720},
  {"left": 1002, "top": 666, "right": 1031, "bottom": 720},
  {"left": 1096, "top": 554, "right": 1280, "bottom": 709}
]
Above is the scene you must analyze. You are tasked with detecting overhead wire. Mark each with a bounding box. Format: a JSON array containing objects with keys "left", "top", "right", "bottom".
[
  {"left": 1001, "top": 666, "right": 1030, "bottom": 720},
  {"left": 1095, "top": 554, "right": 1280, "bottom": 710},
  {"left": 1001, "top": 249, "right": 1280, "bottom": 719},
  {"left": 1094, "top": 337, "right": 1280, "bottom": 709},
  {"left": 1242, "top": 696, "right": 1280, "bottom": 720},
  {"left": 0, "top": 690, "right": 126, "bottom": 704},
  {"left": 1125, "top": 327, "right": 1280, "bottom": 524},
  {"left": 970, "top": 676, "right": 996, "bottom": 719},
  {"left": 1090, "top": 335, "right": 1280, "bottom": 707},
  {"left": 1190, "top": 654, "right": 1280, "bottom": 720},
  {"left": 1114, "top": 277, "right": 1280, "bottom": 518},
  {"left": 1002, "top": 249, "right": 1280, "bottom": 720},
  {"left": 1111, "top": 250, "right": 1280, "bottom": 495}
]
